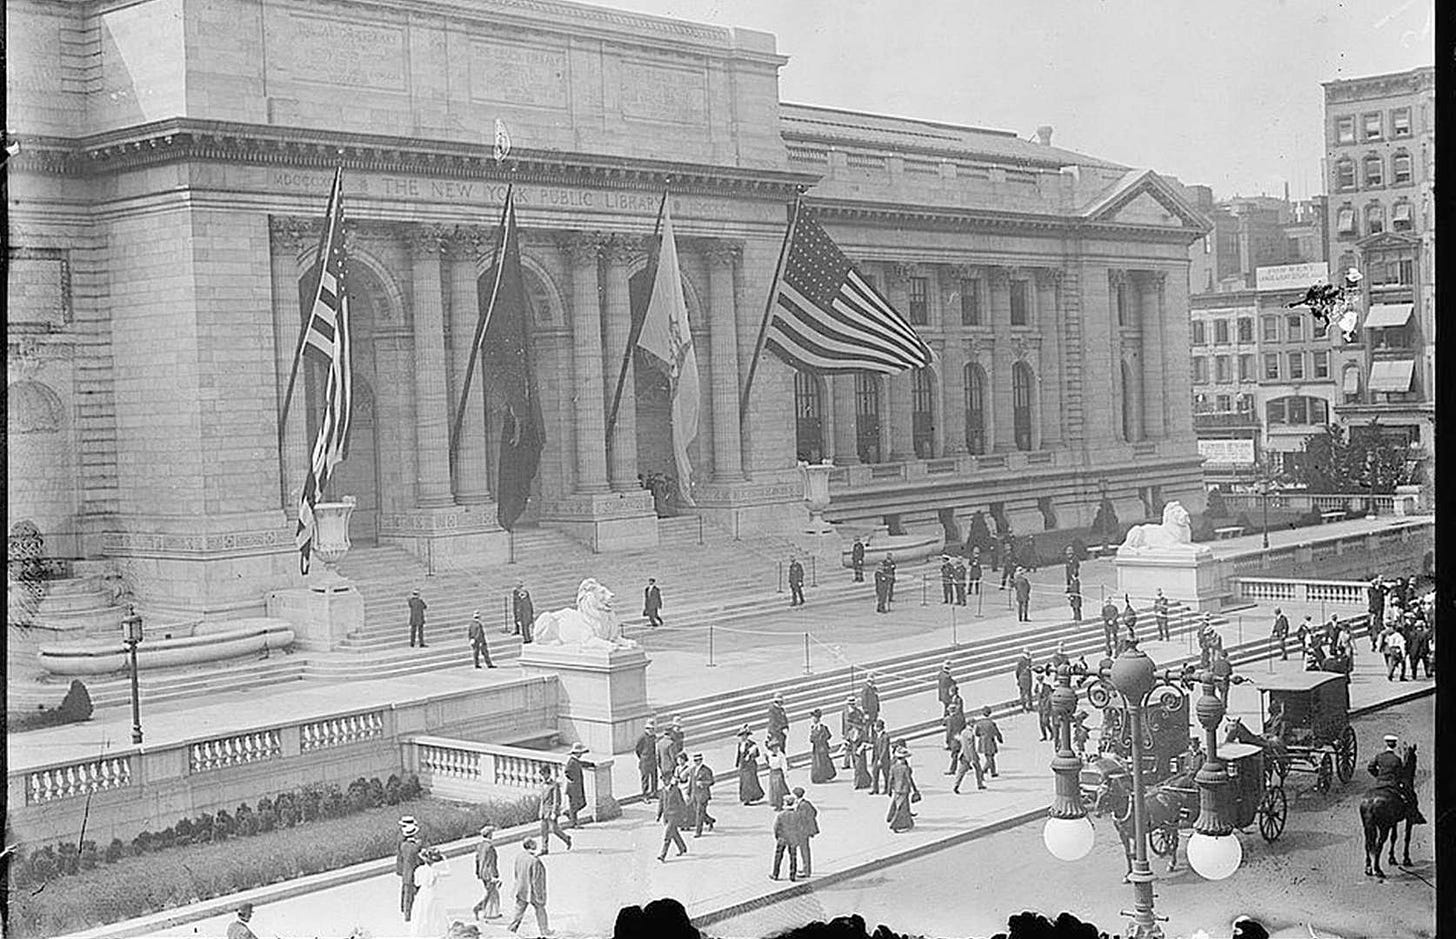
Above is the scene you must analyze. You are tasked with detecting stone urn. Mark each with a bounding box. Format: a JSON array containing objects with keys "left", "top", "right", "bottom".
[
  {"left": 310, "top": 496, "right": 356, "bottom": 593},
  {"left": 799, "top": 461, "right": 834, "bottom": 535}
]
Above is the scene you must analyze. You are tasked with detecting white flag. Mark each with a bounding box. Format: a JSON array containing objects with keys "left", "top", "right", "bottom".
[
  {"left": 493, "top": 119, "right": 511, "bottom": 163},
  {"left": 637, "top": 199, "right": 700, "bottom": 504}
]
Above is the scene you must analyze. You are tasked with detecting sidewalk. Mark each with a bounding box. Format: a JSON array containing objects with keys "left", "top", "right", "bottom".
[{"left": 99, "top": 633, "right": 1428, "bottom": 939}]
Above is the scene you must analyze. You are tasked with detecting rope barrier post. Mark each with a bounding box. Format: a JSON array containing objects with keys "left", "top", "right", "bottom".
[
  {"left": 507, "top": 530, "right": 515, "bottom": 565},
  {"left": 698, "top": 516, "right": 704, "bottom": 546},
  {"left": 707, "top": 624, "right": 716, "bottom": 668},
  {"left": 777, "top": 561, "right": 784, "bottom": 594},
  {"left": 952, "top": 605, "right": 958, "bottom": 647},
  {"left": 1238, "top": 615, "right": 1243, "bottom": 646},
  {"left": 803, "top": 633, "right": 811, "bottom": 675},
  {"left": 921, "top": 574, "right": 928, "bottom": 607},
  {"left": 810, "top": 555, "right": 817, "bottom": 588},
  {"left": 977, "top": 586, "right": 984, "bottom": 618}
]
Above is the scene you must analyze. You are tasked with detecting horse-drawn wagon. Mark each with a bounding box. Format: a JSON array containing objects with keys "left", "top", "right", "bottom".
[{"left": 1257, "top": 671, "right": 1357, "bottom": 795}]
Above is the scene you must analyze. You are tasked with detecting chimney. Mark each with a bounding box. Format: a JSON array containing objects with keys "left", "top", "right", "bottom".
[{"left": 1035, "top": 125, "right": 1053, "bottom": 146}]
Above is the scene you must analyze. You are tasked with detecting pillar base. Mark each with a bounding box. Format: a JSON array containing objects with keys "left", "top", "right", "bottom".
[
  {"left": 265, "top": 584, "right": 364, "bottom": 651},
  {"left": 689, "top": 478, "right": 804, "bottom": 539},
  {"left": 537, "top": 491, "right": 658, "bottom": 553},
  {"left": 1115, "top": 550, "right": 1223, "bottom": 613},
  {"left": 516, "top": 643, "right": 652, "bottom": 755},
  {"left": 377, "top": 504, "right": 508, "bottom": 570}
]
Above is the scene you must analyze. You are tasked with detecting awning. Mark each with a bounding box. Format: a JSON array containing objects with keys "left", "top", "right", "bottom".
[
  {"left": 1342, "top": 368, "right": 1361, "bottom": 393},
  {"left": 1368, "top": 358, "right": 1416, "bottom": 393},
  {"left": 1364, "top": 303, "right": 1413, "bottom": 328}
]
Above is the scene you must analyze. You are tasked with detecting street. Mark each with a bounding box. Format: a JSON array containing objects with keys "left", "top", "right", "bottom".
[{"left": 711, "top": 695, "right": 1435, "bottom": 939}]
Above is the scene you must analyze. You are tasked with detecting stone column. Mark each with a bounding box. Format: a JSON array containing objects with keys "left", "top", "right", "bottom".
[
  {"left": 270, "top": 218, "right": 310, "bottom": 521},
  {"left": 832, "top": 375, "right": 859, "bottom": 464},
  {"left": 446, "top": 228, "right": 493, "bottom": 504},
  {"left": 887, "top": 264, "right": 916, "bottom": 461},
  {"left": 408, "top": 224, "right": 455, "bottom": 508},
  {"left": 1159, "top": 270, "right": 1195, "bottom": 445},
  {"left": 602, "top": 239, "right": 639, "bottom": 491},
  {"left": 941, "top": 339, "right": 968, "bottom": 455},
  {"left": 707, "top": 241, "right": 744, "bottom": 481},
  {"left": 562, "top": 233, "right": 610, "bottom": 493},
  {"left": 989, "top": 267, "right": 1016, "bottom": 452},
  {"left": 1034, "top": 268, "right": 1064, "bottom": 449},
  {"left": 1137, "top": 271, "right": 1167, "bottom": 439}
]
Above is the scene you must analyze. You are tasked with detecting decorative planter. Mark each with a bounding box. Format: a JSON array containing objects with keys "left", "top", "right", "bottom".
[
  {"left": 310, "top": 497, "right": 355, "bottom": 593},
  {"left": 799, "top": 461, "right": 834, "bottom": 535}
]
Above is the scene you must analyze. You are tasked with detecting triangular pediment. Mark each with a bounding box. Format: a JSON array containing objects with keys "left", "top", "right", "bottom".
[
  {"left": 1080, "top": 169, "right": 1211, "bottom": 233},
  {"left": 1356, "top": 231, "right": 1421, "bottom": 251},
  {"left": 1108, "top": 191, "right": 1183, "bottom": 227}
]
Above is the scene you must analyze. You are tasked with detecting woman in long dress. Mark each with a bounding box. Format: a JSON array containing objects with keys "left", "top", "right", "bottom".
[
  {"left": 808, "top": 709, "right": 837, "bottom": 783},
  {"left": 852, "top": 734, "right": 873, "bottom": 789},
  {"left": 409, "top": 847, "right": 451, "bottom": 937},
  {"left": 735, "top": 725, "right": 765, "bottom": 804},
  {"left": 886, "top": 747, "right": 920, "bottom": 832},
  {"left": 765, "top": 740, "right": 790, "bottom": 809}
]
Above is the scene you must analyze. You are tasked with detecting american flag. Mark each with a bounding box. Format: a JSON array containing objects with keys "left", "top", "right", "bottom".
[
  {"left": 295, "top": 167, "right": 353, "bottom": 574},
  {"left": 765, "top": 204, "right": 932, "bottom": 373}
]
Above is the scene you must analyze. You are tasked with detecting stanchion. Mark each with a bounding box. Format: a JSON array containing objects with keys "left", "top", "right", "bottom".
[
  {"left": 707, "top": 624, "right": 716, "bottom": 668},
  {"left": 803, "top": 633, "right": 811, "bottom": 675},
  {"left": 777, "top": 562, "right": 784, "bottom": 593},
  {"left": 921, "top": 575, "right": 928, "bottom": 607},
  {"left": 977, "top": 587, "right": 984, "bottom": 618},
  {"left": 952, "top": 605, "right": 958, "bottom": 647},
  {"left": 697, "top": 516, "right": 704, "bottom": 546},
  {"left": 810, "top": 556, "right": 818, "bottom": 588},
  {"left": 507, "top": 530, "right": 515, "bottom": 565}
]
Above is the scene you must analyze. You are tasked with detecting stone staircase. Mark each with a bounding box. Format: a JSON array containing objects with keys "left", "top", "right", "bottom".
[
  {"left": 10, "top": 651, "right": 309, "bottom": 712},
  {"left": 30, "top": 574, "right": 126, "bottom": 636}
]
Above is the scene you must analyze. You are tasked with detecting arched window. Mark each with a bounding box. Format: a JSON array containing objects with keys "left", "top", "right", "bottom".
[
  {"left": 793, "top": 370, "right": 824, "bottom": 463},
  {"left": 1120, "top": 362, "right": 1134, "bottom": 442},
  {"left": 1392, "top": 151, "right": 1413, "bottom": 185},
  {"left": 911, "top": 367, "right": 935, "bottom": 458},
  {"left": 1364, "top": 155, "right": 1383, "bottom": 187},
  {"left": 963, "top": 364, "right": 986, "bottom": 455},
  {"left": 854, "top": 372, "right": 882, "bottom": 464},
  {"left": 1011, "top": 362, "right": 1034, "bottom": 451},
  {"left": 1366, "top": 204, "right": 1385, "bottom": 235},
  {"left": 1334, "top": 158, "right": 1355, "bottom": 190}
]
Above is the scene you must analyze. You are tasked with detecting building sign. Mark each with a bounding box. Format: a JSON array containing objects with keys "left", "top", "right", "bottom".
[
  {"left": 1198, "top": 438, "right": 1255, "bottom": 466},
  {"left": 1256, "top": 262, "right": 1329, "bottom": 292}
]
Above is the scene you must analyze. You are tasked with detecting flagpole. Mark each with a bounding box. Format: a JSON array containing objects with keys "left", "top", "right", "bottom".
[
  {"left": 739, "top": 191, "right": 804, "bottom": 422},
  {"left": 449, "top": 185, "right": 512, "bottom": 462},
  {"left": 278, "top": 163, "right": 343, "bottom": 447},
  {"left": 605, "top": 184, "right": 670, "bottom": 443}
]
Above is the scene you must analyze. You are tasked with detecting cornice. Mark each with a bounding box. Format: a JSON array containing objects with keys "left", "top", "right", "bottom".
[
  {"left": 8, "top": 119, "right": 819, "bottom": 200},
  {"left": 808, "top": 198, "right": 1203, "bottom": 244},
  {"left": 780, "top": 129, "right": 1078, "bottom": 173}
]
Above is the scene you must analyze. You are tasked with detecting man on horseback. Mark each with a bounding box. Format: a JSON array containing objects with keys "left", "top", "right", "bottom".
[{"left": 1368, "top": 734, "right": 1425, "bottom": 825}]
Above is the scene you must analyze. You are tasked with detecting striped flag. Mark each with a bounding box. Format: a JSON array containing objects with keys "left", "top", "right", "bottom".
[
  {"left": 763, "top": 202, "right": 932, "bottom": 374},
  {"left": 295, "top": 167, "right": 353, "bottom": 574}
]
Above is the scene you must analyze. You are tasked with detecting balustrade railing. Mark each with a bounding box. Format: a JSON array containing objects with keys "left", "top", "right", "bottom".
[
  {"left": 1234, "top": 577, "right": 1370, "bottom": 606},
  {"left": 300, "top": 710, "right": 386, "bottom": 752},
  {"left": 27, "top": 755, "right": 133, "bottom": 804},
  {"left": 189, "top": 729, "right": 283, "bottom": 773},
  {"left": 405, "top": 736, "right": 616, "bottom": 817}
]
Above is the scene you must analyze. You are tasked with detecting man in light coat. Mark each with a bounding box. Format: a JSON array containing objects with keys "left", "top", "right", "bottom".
[
  {"left": 507, "top": 839, "right": 548, "bottom": 935},
  {"left": 792, "top": 786, "right": 819, "bottom": 878},
  {"left": 472, "top": 826, "right": 502, "bottom": 920}
]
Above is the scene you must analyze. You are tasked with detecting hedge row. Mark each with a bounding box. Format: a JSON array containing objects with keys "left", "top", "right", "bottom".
[{"left": 10, "top": 679, "right": 94, "bottom": 733}]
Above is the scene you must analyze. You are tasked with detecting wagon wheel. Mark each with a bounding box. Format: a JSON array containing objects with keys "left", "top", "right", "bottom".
[
  {"left": 1257, "top": 785, "right": 1287, "bottom": 842},
  {"left": 1149, "top": 825, "right": 1177, "bottom": 858},
  {"left": 1316, "top": 753, "right": 1334, "bottom": 795},
  {"left": 1335, "top": 726, "right": 1357, "bottom": 784}
]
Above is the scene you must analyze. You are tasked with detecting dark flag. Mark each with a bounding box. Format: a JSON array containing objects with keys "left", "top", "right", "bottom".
[{"left": 471, "top": 188, "right": 544, "bottom": 531}]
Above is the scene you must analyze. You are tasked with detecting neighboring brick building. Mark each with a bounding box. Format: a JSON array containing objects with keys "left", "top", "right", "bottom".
[{"left": 6, "top": 0, "right": 1210, "bottom": 621}]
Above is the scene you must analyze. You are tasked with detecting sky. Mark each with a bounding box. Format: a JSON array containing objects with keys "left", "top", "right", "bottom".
[{"left": 580, "top": 0, "right": 1433, "bottom": 200}]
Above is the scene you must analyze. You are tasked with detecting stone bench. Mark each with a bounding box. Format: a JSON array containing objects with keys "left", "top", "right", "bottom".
[
  {"left": 1320, "top": 511, "right": 1348, "bottom": 524},
  {"left": 36, "top": 618, "right": 295, "bottom": 675},
  {"left": 1214, "top": 526, "right": 1246, "bottom": 540}
]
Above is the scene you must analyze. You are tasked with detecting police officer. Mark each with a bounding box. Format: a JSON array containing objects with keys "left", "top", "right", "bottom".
[
  {"left": 1368, "top": 734, "right": 1426, "bottom": 824},
  {"left": 940, "top": 555, "right": 956, "bottom": 604},
  {"left": 953, "top": 556, "right": 968, "bottom": 606},
  {"left": 1100, "top": 596, "right": 1120, "bottom": 659},
  {"left": 851, "top": 538, "right": 866, "bottom": 582},
  {"left": 788, "top": 557, "right": 806, "bottom": 607}
]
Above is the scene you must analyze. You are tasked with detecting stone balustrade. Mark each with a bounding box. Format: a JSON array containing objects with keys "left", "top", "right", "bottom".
[
  {"left": 189, "top": 730, "right": 284, "bottom": 773},
  {"left": 1210, "top": 519, "right": 1431, "bottom": 598},
  {"left": 1234, "top": 578, "right": 1371, "bottom": 606},
  {"left": 26, "top": 755, "right": 133, "bottom": 805},
  {"left": 405, "top": 735, "right": 616, "bottom": 819},
  {"left": 300, "top": 710, "right": 387, "bottom": 752},
  {"left": 1216, "top": 492, "right": 1397, "bottom": 516}
]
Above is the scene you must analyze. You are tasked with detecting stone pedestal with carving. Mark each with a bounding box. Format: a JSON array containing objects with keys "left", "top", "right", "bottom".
[
  {"left": 1115, "top": 552, "right": 1223, "bottom": 613},
  {"left": 516, "top": 644, "right": 652, "bottom": 755},
  {"left": 266, "top": 586, "right": 363, "bottom": 651},
  {"left": 537, "top": 490, "right": 658, "bottom": 553},
  {"left": 378, "top": 504, "right": 509, "bottom": 569}
]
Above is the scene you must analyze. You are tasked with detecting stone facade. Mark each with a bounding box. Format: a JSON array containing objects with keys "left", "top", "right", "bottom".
[{"left": 7, "top": 0, "right": 1209, "bottom": 618}]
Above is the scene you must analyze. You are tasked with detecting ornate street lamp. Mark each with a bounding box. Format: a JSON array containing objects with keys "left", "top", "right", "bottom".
[
  {"left": 121, "top": 607, "right": 144, "bottom": 744},
  {"left": 1254, "top": 459, "right": 1276, "bottom": 550},
  {"left": 1044, "top": 665, "right": 1095, "bottom": 861},
  {"left": 1186, "top": 669, "right": 1243, "bottom": 880}
]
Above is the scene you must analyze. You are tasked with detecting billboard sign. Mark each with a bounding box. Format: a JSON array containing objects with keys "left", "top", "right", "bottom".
[
  {"left": 1256, "top": 262, "right": 1329, "bottom": 292},
  {"left": 1198, "top": 438, "right": 1256, "bottom": 465}
]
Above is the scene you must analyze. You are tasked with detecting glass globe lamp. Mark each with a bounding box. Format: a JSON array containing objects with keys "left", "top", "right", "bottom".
[
  {"left": 1043, "top": 814, "right": 1095, "bottom": 862},
  {"left": 1186, "top": 830, "right": 1243, "bottom": 880}
]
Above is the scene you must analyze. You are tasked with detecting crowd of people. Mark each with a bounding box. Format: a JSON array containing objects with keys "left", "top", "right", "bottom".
[{"left": 1369, "top": 574, "right": 1435, "bottom": 682}]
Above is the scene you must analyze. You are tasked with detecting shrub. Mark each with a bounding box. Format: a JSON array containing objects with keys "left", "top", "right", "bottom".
[
  {"left": 1068, "top": 537, "right": 1089, "bottom": 562},
  {"left": 28, "top": 846, "right": 58, "bottom": 883},
  {"left": 11, "top": 848, "right": 33, "bottom": 888},
  {"left": 1233, "top": 512, "right": 1254, "bottom": 533},
  {"left": 385, "top": 774, "right": 403, "bottom": 805},
  {"left": 131, "top": 831, "right": 153, "bottom": 855},
  {"left": 57, "top": 842, "right": 80, "bottom": 876},
  {"left": 1204, "top": 489, "right": 1228, "bottom": 518},
  {"left": 173, "top": 818, "right": 194, "bottom": 846},
  {"left": 402, "top": 773, "right": 423, "bottom": 801},
  {"left": 1297, "top": 508, "right": 1324, "bottom": 528},
  {"left": 367, "top": 777, "right": 386, "bottom": 808},
  {"left": 78, "top": 841, "right": 99, "bottom": 871},
  {"left": 104, "top": 839, "right": 126, "bottom": 864},
  {"left": 278, "top": 802, "right": 299, "bottom": 829},
  {"left": 58, "top": 679, "right": 94, "bottom": 724},
  {"left": 1091, "top": 499, "right": 1120, "bottom": 544},
  {"left": 214, "top": 809, "right": 235, "bottom": 840},
  {"left": 194, "top": 813, "right": 215, "bottom": 844},
  {"left": 157, "top": 827, "right": 177, "bottom": 850}
]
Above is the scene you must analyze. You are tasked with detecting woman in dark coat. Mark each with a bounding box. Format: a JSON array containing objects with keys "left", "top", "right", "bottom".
[
  {"left": 886, "top": 747, "right": 920, "bottom": 832},
  {"left": 734, "top": 725, "right": 765, "bottom": 805},
  {"left": 808, "top": 709, "right": 837, "bottom": 783},
  {"left": 852, "top": 733, "right": 873, "bottom": 790},
  {"left": 765, "top": 739, "right": 790, "bottom": 809}
]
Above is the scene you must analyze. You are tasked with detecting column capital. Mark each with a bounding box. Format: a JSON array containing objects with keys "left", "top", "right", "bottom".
[
  {"left": 888, "top": 262, "right": 918, "bottom": 286},
  {"left": 1033, "top": 267, "right": 1064, "bottom": 288},
  {"left": 603, "top": 236, "right": 641, "bottom": 267},
  {"left": 940, "top": 262, "right": 972, "bottom": 286},
  {"left": 443, "top": 226, "right": 484, "bottom": 262},
  {"left": 558, "top": 231, "right": 607, "bottom": 267},
  {"left": 268, "top": 216, "right": 304, "bottom": 253},
  {"left": 1107, "top": 268, "right": 1129, "bottom": 288},
  {"left": 987, "top": 266, "right": 1012, "bottom": 288},
  {"left": 707, "top": 239, "right": 742, "bottom": 267},
  {"left": 1134, "top": 270, "right": 1168, "bottom": 290},
  {"left": 407, "top": 223, "right": 450, "bottom": 258}
]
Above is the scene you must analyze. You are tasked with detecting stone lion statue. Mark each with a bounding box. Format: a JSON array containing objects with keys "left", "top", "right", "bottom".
[
  {"left": 532, "top": 578, "right": 639, "bottom": 652},
  {"left": 1119, "top": 501, "right": 1211, "bottom": 557}
]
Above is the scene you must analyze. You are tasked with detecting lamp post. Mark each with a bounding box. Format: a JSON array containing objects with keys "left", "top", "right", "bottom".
[
  {"left": 122, "top": 607, "right": 144, "bottom": 744},
  {"left": 1186, "top": 669, "right": 1243, "bottom": 880},
  {"left": 1254, "top": 460, "right": 1275, "bottom": 550}
]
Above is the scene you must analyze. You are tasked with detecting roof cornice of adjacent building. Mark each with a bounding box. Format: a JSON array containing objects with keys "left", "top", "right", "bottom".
[
  {"left": 1322, "top": 65, "right": 1435, "bottom": 102},
  {"left": 7, "top": 119, "right": 819, "bottom": 199}
]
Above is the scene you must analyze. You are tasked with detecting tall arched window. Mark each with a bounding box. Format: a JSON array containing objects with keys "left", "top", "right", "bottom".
[
  {"left": 911, "top": 367, "right": 936, "bottom": 458},
  {"left": 854, "top": 372, "right": 882, "bottom": 464},
  {"left": 1120, "top": 362, "right": 1134, "bottom": 442},
  {"left": 793, "top": 370, "right": 824, "bottom": 463},
  {"left": 964, "top": 364, "right": 986, "bottom": 455},
  {"left": 1011, "top": 362, "right": 1034, "bottom": 451}
]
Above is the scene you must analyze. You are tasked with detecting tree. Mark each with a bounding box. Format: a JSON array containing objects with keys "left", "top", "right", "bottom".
[
  {"left": 1091, "top": 499, "right": 1120, "bottom": 546},
  {"left": 1291, "top": 424, "right": 1413, "bottom": 494}
]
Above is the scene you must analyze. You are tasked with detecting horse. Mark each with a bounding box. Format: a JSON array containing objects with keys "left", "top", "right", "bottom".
[
  {"left": 1224, "top": 716, "right": 1290, "bottom": 780},
  {"left": 1359, "top": 744, "right": 1419, "bottom": 879},
  {"left": 1098, "top": 770, "right": 1199, "bottom": 877}
]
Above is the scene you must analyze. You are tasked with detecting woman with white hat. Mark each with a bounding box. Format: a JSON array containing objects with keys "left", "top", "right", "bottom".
[
  {"left": 735, "top": 725, "right": 766, "bottom": 805},
  {"left": 408, "top": 845, "right": 451, "bottom": 937},
  {"left": 765, "top": 738, "right": 790, "bottom": 809}
]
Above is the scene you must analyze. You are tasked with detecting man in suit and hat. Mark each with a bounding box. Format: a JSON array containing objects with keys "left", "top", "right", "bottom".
[
  {"left": 472, "top": 826, "right": 502, "bottom": 920},
  {"left": 654, "top": 720, "right": 676, "bottom": 783},
  {"left": 396, "top": 815, "right": 423, "bottom": 922},
  {"left": 636, "top": 721, "right": 660, "bottom": 798},
  {"left": 226, "top": 903, "right": 258, "bottom": 939},
  {"left": 771, "top": 793, "right": 802, "bottom": 881},
  {"left": 469, "top": 610, "right": 496, "bottom": 669},
  {"left": 940, "top": 555, "right": 955, "bottom": 604},
  {"left": 507, "top": 839, "right": 549, "bottom": 935},
  {"left": 563, "top": 743, "right": 589, "bottom": 828},
  {"left": 657, "top": 767, "right": 690, "bottom": 862},
  {"left": 1101, "top": 595, "right": 1121, "bottom": 659},
  {"left": 1154, "top": 588, "right": 1170, "bottom": 641},
  {"left": 766, "top": 691, "right": 790, "bottom": 752},
  {"left": 873, "top": 560, "right": 890, "bottom": 613},
  {"left": 952, "top": 718, "right": 984, "bottom": 793},
  {"left": 511, "top": 580, "right": 534, "bottom": 642},
  {"left": 536, "top": 765, "right": 573, "bottom": 853},
  {"left": 869, "top": 718, "right": 893, "bottom": 795},
  {"left": 851, "top": 537, "right": 866, "bottom": 582},
  {"left": 408, "top": 589, "right": 428, "bottom": 648},
  {"left": 860, "top": 675, "right": 881, "bottom": 726},
  {"left": 1369, "top": 733, "right": 1425, "bottom": 824},
  {"left": 841, "top": 694, "right": 866, "bottom": 770},
  {"left": 667, "top": 715, "right": 686, "bottom": 764},
  {"left": 643, "top": 577, "right": 664, "bottom": 628},
  {"left": 937, "top": 661, "right": 958, "bottom": 708},
  {"left": 1013, "top": 567, "right": 1032, "bottom": 622},
  {"left": 788, "top": 556, "right": 806, "bottom": 607},
  {"left": 967, "top": 547, "right": 983, "bottom": 596},
  {"left": 953, "top": 555, "right": 968, "bottom": 605},
  {"left": 884, "top": 553, "right": 898, "bottom": 603},
  {"left": 687, "top": 752, "right": 717, "bottom": 836},
  {"left": 974, "top": 705, "right": 1004, "bottom": 777},
  {"left": 943, "top": 687, "right": 967, "bottom": 773},
  {"left": 1015, "top": 648, "right": 1035, "bottom": 712},
  {"left": 792, "top": 786, "right": 819, "bottom": 878}
]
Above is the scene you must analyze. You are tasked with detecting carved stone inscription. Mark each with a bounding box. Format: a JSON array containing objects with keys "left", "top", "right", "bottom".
[
  {"left": 620, "top": 63, "right": 706, "bottom": 124},
  {"left": 266, "top": 12, "right": 407, "bottom": 91},
  {"left": 471, "top": 40, "right": 568, "bottom": 109},
  {"left": 7, "top": 250, "right": 70, "bottom": 330}
]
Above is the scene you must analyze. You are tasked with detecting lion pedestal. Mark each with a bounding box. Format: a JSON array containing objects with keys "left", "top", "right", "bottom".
[{"left": 1113, "top": 500, "right": 1224, "bottom": 613}]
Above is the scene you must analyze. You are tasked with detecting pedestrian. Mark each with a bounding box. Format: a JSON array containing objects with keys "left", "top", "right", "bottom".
[
  {"left": 1071, "top": 710, "right": 1091, "bottom": 757},
  {"left": 636, "top": 721, "right": 660, "bottom": 799},
  {"left": 943, "top": 689, "right": 966, "bottom": 774},
  {"left": 766, "top": 690, "right": 790, "bottom": 752},
  {"left": 1210, "top": 648, "right": 1232, "bottom": 705},
  {"left": 1013, "top": 567, "right": 1032, "bottom": 622},
  {"left": 1067, "top": 576, "right": 1083, "bottom": 623},
  {"left": 1100, "top": 596, "right": 1120, "bottom": 659},
  {"left": 562, "top": 743, "right": 588, "bottom": 828},
  {"left": 667, "top": 715, "right": 686, "bottom": 764},
  {"left": 507, "top": 840, "right": 549, "bottom": 936},
  {"left": 1050, "top": 640, "right": 1070, "bottom": 671},
  {"left": 765, "top": 738, "right": 790, "bottom": 809},
  {"left": 1120, "top": 595, "right": 1138, "bottom": 648},
  {"left": 1381, "top": 627, "right": 1407, "bottom": 681},
  {"left": 1271, "top": 607, "right": 1290, "bottom": 661},
  {"left": 792, "top": 786, "right": 819, "bottom": 877},
  {"left": 851, "top": 538, "right": 866, "bottom": 582},
  {"left": 226, "top": 903, "right": 258, "bottom": 939},
  {"left": 886, "top": 746, "right": 920, "bottom": 832},
  {"left": 686, "top": 752, "right": 717, "bottom": 836},
  {"left": 735, "top": 725, "right": 766, "bottom": 805},
  {"left": 841, "top": 695, "right": 866, "bottom": 770},
  {"left": 512, "top": 580, "right": 534, "bottom": 642},
  {"left": 952, "top": 720, "right": 983, "bottom": 793},
  {"left": 953, "top": 556, "right": 968, "bottom": 605},
  {"left": 999, "top": 531, "right": 1017, "bottom": 590},
  {"left": 1296, "top": 615, "right": 1313, "bottom": 657},
  {"left": 940, "top": 555, "right": 956, "bottom": 604},
  {"left": 656, "top": 771, "right": 689, "bottom": 862},
  {"left": 1153, "top": 588, "right": 1170, "bottom": 641},
  {"left": 974, "top": 706, "right": 1003, "bottom": 777},
  {"left": 468, "top": 610, "right": 497, "bottom": 669},
  {"left": 1014, "top": 648, "right": 1034, "bottom": 712},
  {"left": 771, "top": 794, "right": 802, "bottom": 881},
  {"left": 1063, "top": 545, "right": 1080, "bottom": 585},
  {"left": 1367, "top": 577, "right": 1385, "bottom": 651},
  {"left": 643, "top": 577, "right": 664, "bottom": 627},
  {"left": 1408, "top": 620, "right": 1432, "bottom": 680},
  {"left": 396, "top": 815, "right": 423, "bottom": 923},
  {"left": 860, "top": 675, "right": 881, "bottom": 726},
  {"left": 653, "top": 722, "right": 675, "bottom": 786},
  {"left": 852, "top": 725, "right": 874, "bottom": 789},
  {"left": 408, "top": 589, "right": 428, "bottom": 648},
  {"left": 535, "top": 765, "right": 572, "bottom": 853},
  {"left": 788, "top": 556, "right": 806, "bottom": 607},
  {"left": 1035, "top": 675, "right": 1054, "bottom": 742},
  {"left": 869, "top": 718, "right": 892, "bottom": 795},
  {"left": 937, "top": 661, "right": 958, "bottom": 708},
  {"left": 808, "top": 708, "right": 837, "bottom": 783},
  {"left": 873, "top": 561, "right": 890, "bottom": 614},
  {"left": 884, "top": 553, "right": 897, "bottom": 603},
  {"left": 409, "top": 846, "right": 451, "bottom": 938},
  {"left": 967, "top": 548, "right": 983, "bottom": 596},
  {"left": 472, "top": 826, "right": 502, "bottom": 921}
]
